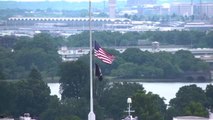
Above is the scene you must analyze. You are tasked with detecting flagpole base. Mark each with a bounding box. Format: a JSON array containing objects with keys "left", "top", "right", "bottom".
[{"left": 88, "top": 111, "right": 96, "bottom": 120}]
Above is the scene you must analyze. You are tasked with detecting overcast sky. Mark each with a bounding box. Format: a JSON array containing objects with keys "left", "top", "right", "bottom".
[{"left": 0, "top": 0, "right": 126, "bottom": 2}]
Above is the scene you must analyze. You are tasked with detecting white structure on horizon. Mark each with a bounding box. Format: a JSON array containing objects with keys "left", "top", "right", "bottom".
[
  {"left": 173, "top": 112, "right": 213, "bottom": 120},
  {"left": 0, "top": 118, "right": 14, "bottom": 120},
  {"left": 122, "top": 98, "right": 138, "bottom": 120},
  {"left": 58, "top": 46, "right": 213, "bottom": 63},
  {"left": 109, "top": 0, "right": 116, "bottom": 18},
  {"left": 19, "top": 113, "right": 35, "bottom": 120}
]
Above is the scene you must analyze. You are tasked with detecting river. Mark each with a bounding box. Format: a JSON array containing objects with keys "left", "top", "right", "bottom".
[{"left": 48, "top": 82, "right": 213, "bottom": 104}]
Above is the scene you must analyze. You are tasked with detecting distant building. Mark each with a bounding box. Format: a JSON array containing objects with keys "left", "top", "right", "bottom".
[
  {"left": 132, "top": 4, "right": 170, "bottom": 16},
  {"left": 127, "top": 0, "right": 157, "bottom": 7},
  {"left": 0, "top": 118, "right": 14, "bottom": 120},
  {"left": 58, "top": 46, "right": 89, "bottom": 62},
  {"left": 138, "top": 5, "right": 158, "bottom": 15},
  {"left": 109, "top": 0, "right": 116, "bottom": 18},
  {"left": 170, "top": 3, "right": 213, "bottom": 18},
  {"left": 7, "top": 17, "right": 132, "bottom": 31},
  {"left": 170, "top": 3, "right": 193, "bottom": 16},
  {"left": 200, "top": 3, "right": 213, "bottom": 17},
  {"left": 173, "top": 116, "right": 209, "bottom": 120},
  {"left": 152, "top": 41, "right": 160, "bottom": 52},
  {"left": 184, "top": 22, "right": 213, "bottom": 31},
  {"left": 173, "top": 112, "right": 213, "bottom": 120}
]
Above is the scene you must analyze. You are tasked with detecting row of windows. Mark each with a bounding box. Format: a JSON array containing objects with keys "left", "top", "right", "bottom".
[{"left": 8, "top": 18, "right": 131, "bottom": 22}]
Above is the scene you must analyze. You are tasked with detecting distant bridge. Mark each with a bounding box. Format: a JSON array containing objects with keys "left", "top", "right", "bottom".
[{"left": 183, "top": 71, "right": 211, "bottom": 82}]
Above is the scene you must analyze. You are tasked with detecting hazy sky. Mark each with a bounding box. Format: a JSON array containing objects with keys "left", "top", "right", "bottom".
[{"left": 0, "top": 0, "right": 125, "bottom": 2}]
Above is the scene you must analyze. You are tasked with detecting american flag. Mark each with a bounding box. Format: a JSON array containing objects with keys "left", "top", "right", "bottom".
[{"left": 94, "top": 41, "right": 115, "bottom": 64}]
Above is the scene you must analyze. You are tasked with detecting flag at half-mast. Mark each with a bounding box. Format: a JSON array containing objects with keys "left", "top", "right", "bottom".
[{"left": 94, "top": 41, "right": 115, "bottom": 64}]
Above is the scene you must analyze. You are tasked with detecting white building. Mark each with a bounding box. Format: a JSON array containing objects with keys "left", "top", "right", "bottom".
[
  {"left": 0, "top": 118, "right": 14, "bottom": 120},
  {"left": 173, "top": 112, "right": 213, "bottom": 120},
  {"left": 173, "top": 116, "right": 209, "bottom": 120}
]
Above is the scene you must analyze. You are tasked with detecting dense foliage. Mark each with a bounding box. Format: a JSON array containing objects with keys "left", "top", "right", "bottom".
[
  {"left": 58, "top": 60, "right": 212, "bottom": 120},
  {"left": 58, "top": 61, "right": 168, "bottom": 119},
  {"left": 59, "top": 61, "right": 89, "bottom": 99},
  {"left": 133, "top": 90, "right": 167, "bottom": 120},
  {"left": 0, "top": 61, "right": 212, "bottom": 120},
  {"left": 0, "top": 67, "right": 51, "bottom": 118},
  {"left": 77, "top": 48, "right": 209, "bottom": 80},
  {"left": 0, "top": 30, "right": 211, "bottom": 80},
  {"left": 67, "top": 31, "right": 213, "bottom": 48},
  {"left": 166, "top": 84, "right": 210, "bottom": 120},
  {"left": 0, "top": 33, "right": 61, "bottom": 80}
]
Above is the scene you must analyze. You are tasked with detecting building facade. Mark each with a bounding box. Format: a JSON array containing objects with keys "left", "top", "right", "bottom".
[
  {"left": 127, "top": 0, "right": 157, "bottom": 7},
  {"left": 7, "top": 17, "right": 132, "bottom": 31},
  {"left": 170, "top": 3, "right": 213, "bottom": 18},
  {"left": 109, "top": 0, "right": 116, "bottom": 18}
]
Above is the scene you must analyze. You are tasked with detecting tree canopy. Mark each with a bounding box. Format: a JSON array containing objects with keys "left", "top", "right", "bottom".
[
  {"left": 167, "top": 84, "right": 209, "bottom": 119},
  {"left": 67, "top": 31, "right": 213, "bottom": 48},
  {"left": 59, "top": 61, "right": 89, "bottom": 99}
]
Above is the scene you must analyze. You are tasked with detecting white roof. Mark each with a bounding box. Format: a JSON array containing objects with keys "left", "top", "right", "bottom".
[
  {"left": 173, "top": 116, "right": 209, "bottom": 120},
  {"left": 8, "top": 17, "right": 131, "bottom": 22}
]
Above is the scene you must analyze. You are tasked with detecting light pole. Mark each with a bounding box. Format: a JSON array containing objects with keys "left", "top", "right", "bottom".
[{"left": 127, "top": 97, "right": 135, "bottom": 117}]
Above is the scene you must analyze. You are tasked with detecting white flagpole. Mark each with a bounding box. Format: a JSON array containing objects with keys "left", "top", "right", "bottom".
[{"left": 88, "top": 0, "right": 96, "bottom": 120}]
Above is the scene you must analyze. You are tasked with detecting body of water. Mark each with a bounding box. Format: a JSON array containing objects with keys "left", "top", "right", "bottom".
[{"left": 48, "top": 82, "right": 212, "bottom": 104}]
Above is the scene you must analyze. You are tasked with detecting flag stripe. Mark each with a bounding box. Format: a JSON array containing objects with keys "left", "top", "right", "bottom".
[
  {"left": 94, "top": 51, "right": 114, "bottom": 64},
  {"left": 94, "top": 41, "right": 115, "bottom": 64}
]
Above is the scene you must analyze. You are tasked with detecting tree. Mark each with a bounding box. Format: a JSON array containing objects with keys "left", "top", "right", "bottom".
[
  {"left": 121, "top": 48, "right": 150, "bottom": 65},
  {"left": 99, "top": 82, "right": 144, "bottom": 119},
  {"left": 66, "top": 31, "right": 212, "bottom": 48},
  {"left": 174, "top": 50, "right": 209, "bottom": 72},
  {"left": 41, "top": 96, "right": 85, "bottom": 120},
  {"left": 132, "top": 90, "right": 167, "bottom": 120},
  {"left": 168, "top": 84, "right": 208, "bottom": 117},
  {"left": 183, "top": 101, "right": 208, "bottom": 117},
  {"left": 40, "top": 96, "right": 61, "bottom": 120},
  {"left": 59, "top": 98, "right": 89, "bottom": 120},
  {"left": 0, "top": 81, "right": 16, "bottom": 116},
  {"left": 67, "top": 31, "right": 89, "bottom": 47},
  {"left": 14, "top": 33, "right": 61, "bottom": 78},
  {"left": 32, "top": 33, "right": 58, "bottom": 52},
  {"left": 0, "top": 69, "right": 4, "bottom": 80},
  {"left": 205, "top": 31, "right": 213, "bottom": 48},
  {"left": 111, "top": 63, "right": 141, "bottom": 78},
  {"left": 140, "top": 65, "right": 164, "bottom": 78},
  {"left": 205, "top": 84, "right": 213, "bottom": 111},
  {"left": 0, "top": 46, "right": 17, "bottom": 79},
  {"left": 59, "top": 61, "right": 89, "bottom": 99},
  {"left": 14, "top": 67, "right": 51, "bottom": 117}
]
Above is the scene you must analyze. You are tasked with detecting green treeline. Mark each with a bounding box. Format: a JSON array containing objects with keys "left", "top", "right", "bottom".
[
  {"left": 89, "top": 48, "right": 209, "bottom": 80},
  {"left": 0, "top": 67, "right": 51, "bottom": 118},
  {"left": 1, "top": 65, "right": 213, "bottom": 120},
  {"left": 67, "top": 31, "right": 213, "bottom": 48},
  {"left": 0, "top": 33, "right": 61, "bottom": 80},
  {"left": 58, "top": 60, "right": 213, "bottom": 120},
  {"left": 0, "top": 31, "right": 212, "bottom": 120},
  {"left": 0, "top": 31, "right": 212, "bottom": 80}
]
